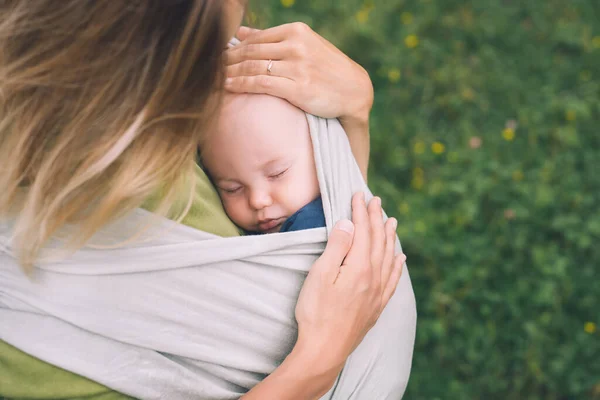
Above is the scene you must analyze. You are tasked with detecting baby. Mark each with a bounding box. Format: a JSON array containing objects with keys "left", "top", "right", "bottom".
[{"left": 201, "top": 93, "right": 325, "bottom": 234}]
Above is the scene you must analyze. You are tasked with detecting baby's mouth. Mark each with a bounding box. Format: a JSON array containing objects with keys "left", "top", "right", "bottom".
[{"left": 257, "top": 217, "right": 285, "bottom": 233}]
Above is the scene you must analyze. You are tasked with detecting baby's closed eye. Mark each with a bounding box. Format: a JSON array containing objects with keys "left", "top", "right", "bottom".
[
  {"left": 219, "top": 185, "right": 243, "bottom": 194},
  {"left": 268, "top": 168, "right": 289, "bottom": 180}
]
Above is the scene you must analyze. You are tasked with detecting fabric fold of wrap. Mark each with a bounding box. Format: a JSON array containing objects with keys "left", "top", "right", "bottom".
[{"left": 0, "top": 115, "right": 417, "bottom": 399}]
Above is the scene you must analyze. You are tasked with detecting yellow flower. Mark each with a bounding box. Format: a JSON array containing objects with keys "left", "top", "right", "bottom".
[
  {"left": 413, "top": 141, "right": 426, "bottom": 154},
  {"left": 281, "top": 0, "right": 295, "bottom": 7},
  {"left": 355, "top": 9, "right": 369, "bottom": 23},
  {"left": 584, "top": 321, "right": 597, "bottom": 334},
  {"left": 405, "top": 34, "right": 419, "bottom": 49},
  {"left": 411, "top": 168, "right": 424, "bottom": 189},
  {"left": 401, "top": 12, "right": 413, "bottom": 25},
  {"left": 593, "top": 36, "right": 600, "bottom": 49},
  {"left": 431, "top": 142, "right": 445, "bottom": 154},
  {"left": 502, "top": 128, "right": 515, "bottom": 141},
  {"left": 565, "top": 110, "right": 576, "bottom": 122},
  {"left": 512, "top": 170, "right": 524, "bottom": 181},
  {"left": 388, "top": 68, "right": 401, "bottom": 83},
  {"left": 461, "top": 87, "right": 475, "bottom": 100},
  {"left": 411, "top": 177, "right": 424, "bottom": 190},
  {"left": 399, "top": 202, "right": 410, "bottom": 214}
]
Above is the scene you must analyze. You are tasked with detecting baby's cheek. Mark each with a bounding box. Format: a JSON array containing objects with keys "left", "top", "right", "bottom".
[
  {"left": 284, "top": 174, "right": 320, "bottom": 213},
  {"left": 300, "top": 166, "right": 321, "bottom": 203},
  {"left": 222, "top": 198, "right": 250, "bottom": 228},
  {"left": 222, "top": 199, "right": 238, "bottom": 220}
]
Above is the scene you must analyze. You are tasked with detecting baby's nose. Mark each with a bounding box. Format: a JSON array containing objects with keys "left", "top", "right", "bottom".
[{"left": 249, "top": 189, "right": 273, "bottom": 210}]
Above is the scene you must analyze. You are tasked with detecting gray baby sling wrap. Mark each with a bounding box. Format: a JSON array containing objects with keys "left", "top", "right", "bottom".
[{"left": 0, "top": 114, "right": 417, "bottom": 399}]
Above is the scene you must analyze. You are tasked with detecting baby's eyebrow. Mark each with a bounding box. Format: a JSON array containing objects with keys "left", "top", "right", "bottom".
[
  {"left": 204, "top": 170, "right": 236, "bottom": 184},
  {"left": 259, "top": 159, "right": 278, "bottom": 169},
  {"left": 214, "top": 177, "right": 239, "bottom": 184},
  {"left": 259, "top": 157, "right": 291, "bottom": 171}
]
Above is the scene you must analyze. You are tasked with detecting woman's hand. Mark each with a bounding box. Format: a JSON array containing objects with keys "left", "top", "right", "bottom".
[
  {"left": 224, "top": 23, "right": 374, "bottom": 125},
  {"left": 241, "top": 193, "right": 405, "bottom": 400},
  {"left": 224, "top": 23, "right": 374, "bottom": 180},
  {"left": 295, "top": 192, "right": 405, "bottom": 372}
]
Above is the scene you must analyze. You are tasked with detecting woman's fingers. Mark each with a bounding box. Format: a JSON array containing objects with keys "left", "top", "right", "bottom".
[
  {"left": 328, "top": 193, "right": 403, "bottom": 307},
  {"left": 224, "top": 43, "right": 285, "bottom": 66},
  {"left": 315, "top": 219, "right": 355, "bottom": 282},
  {"left": 382, "top": 254, "right": 406, "bottom": 305},
  {"left": 224, "top": 74, "right": 295, "bottom": 99},
  {"left": 380, "top": 218, "right": 398, "bottom": 292},
  {"left": 344, "top": 193, "right": 371, "bottom": 273},
  {"left": 293, "top": 191, "right": 405, "bottom": 369},
  {"left": 235, "top": 24, "right": 289, "bottom": 45},
  {"left": 226, "top": 59, "right": 292, "bottom": 80},
  {"left": 367, "top": 197, "right": 385, "bottom": 283},
  {"left": 229, "top": 22, "right": 372, "bottom": 120},
  {"left": 235, "top": 26, "right": 261, "bottom": 41}
]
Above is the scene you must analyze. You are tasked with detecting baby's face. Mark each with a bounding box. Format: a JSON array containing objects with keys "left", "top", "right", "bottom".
[{"left": 202, "top": 94, "right": 320, "bottom": 233}]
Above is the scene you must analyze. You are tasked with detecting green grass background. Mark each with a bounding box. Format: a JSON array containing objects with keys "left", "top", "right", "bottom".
[{"left": 253, "top": 1, "right": 600, "bottom": 399}]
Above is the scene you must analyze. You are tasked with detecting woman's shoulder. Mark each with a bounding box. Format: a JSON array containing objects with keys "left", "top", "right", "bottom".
[{"left": 141, "top": 164, "right": 240, "bottom": 238}]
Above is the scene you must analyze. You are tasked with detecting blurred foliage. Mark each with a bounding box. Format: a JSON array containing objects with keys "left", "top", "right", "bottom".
[{"left": 251, "top": 0, "right": 600, "bottom": 399}]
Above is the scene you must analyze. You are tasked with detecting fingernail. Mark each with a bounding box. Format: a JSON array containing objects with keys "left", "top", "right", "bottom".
[
  {"left": 391, "top": 218, "right": 398, "bottom": 229},
  {"left": 337, "top": 219, "right": 354, "bottom": 234},
  {"left": 224, "top": 77, "right": 233, "bottom": 86}
]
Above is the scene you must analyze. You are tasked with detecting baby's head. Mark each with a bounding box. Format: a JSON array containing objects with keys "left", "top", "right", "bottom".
[{"left": 201, "top": 93, "right": 320, "bottom": 233}]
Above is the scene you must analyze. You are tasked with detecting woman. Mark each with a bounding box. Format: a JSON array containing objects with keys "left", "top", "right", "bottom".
[{"left": 0, "top": 1, "right": 416, "bottom": 399}]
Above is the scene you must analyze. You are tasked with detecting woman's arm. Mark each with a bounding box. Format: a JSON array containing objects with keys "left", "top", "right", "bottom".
[
  {"left": 241, "top": 343, "right": 342, "bottom": 400},
  {"left": 241, "top": 194, "right": 405, "bottom": 399},
  {"left": 339, "top": 110, "right": 371, "bottom": 183},
  {"left": 224, "top": 23, "right": 373, "bottom": 182}
]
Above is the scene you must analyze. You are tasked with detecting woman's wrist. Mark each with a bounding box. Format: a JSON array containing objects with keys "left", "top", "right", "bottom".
[
  {"left": 339, "top": 111, "right": 369, "bottom": 134},
  {"left": 338, "top": 76, "right": 372, "bottom": 182},
  {"left": 241, "top": 340, "right": 343, "bottom": 400},
  {"left": 339, "top": 66, "right": 373, "bottom": 127},
  {"left": 339, "top": 114, "right": 370, "bottom": 182},
  {"left": 284, "top": 342, "right": 344, "bottom": 397}
]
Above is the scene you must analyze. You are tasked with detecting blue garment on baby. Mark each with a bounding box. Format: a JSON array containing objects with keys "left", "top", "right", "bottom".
[{"left": 279, "top": 197, "right": 325, "bottom": 232}]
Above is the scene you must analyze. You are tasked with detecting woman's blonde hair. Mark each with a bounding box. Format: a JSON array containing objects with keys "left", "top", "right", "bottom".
[{"left": 0, "top": 0, "right": 229, "bottom": 270}]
